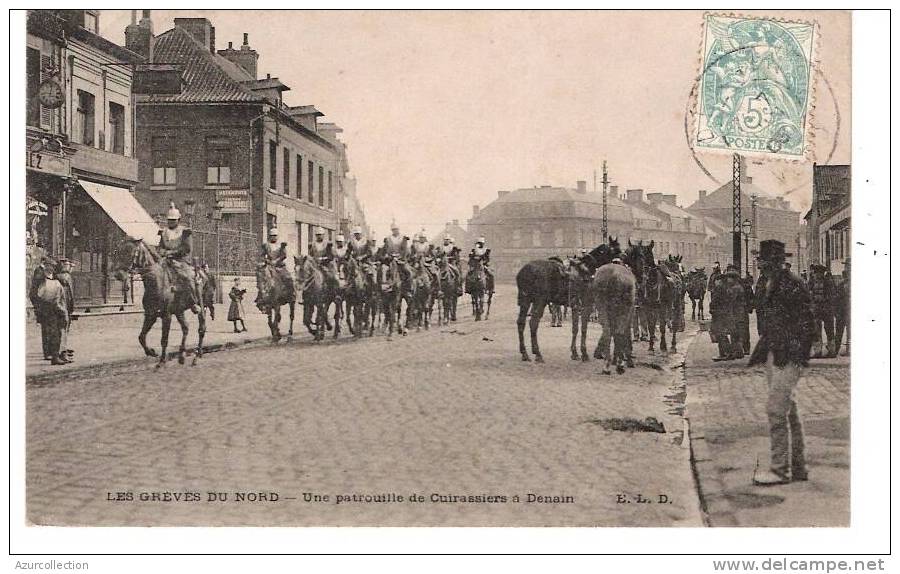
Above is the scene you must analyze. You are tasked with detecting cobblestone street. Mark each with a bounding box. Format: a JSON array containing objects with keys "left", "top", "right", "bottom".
[{"left": 26, "top": 285, "right": 702, "bottom": 527}]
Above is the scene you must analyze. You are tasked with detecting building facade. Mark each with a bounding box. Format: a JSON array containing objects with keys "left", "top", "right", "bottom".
[
  {"left": 128, "top": 14, "right": 363, "bottom": 270},
  {"left": 805, "top": 164, "right": 851, "bottom": 275},
  {"left": 26, "top": 10, "right": 158, "bottom": 303}
]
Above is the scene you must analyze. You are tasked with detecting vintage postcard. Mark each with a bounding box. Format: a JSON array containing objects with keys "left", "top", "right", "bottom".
[{"left": 15, "top": 9, "right": 876, "bottom": 549}]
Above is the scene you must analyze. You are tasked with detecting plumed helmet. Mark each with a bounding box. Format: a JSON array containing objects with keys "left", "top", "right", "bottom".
[
  {"left": 352, "top": 226, "right": 363, "bottom": 235},
  {"left": 165, "top": 202, "right": 181, "bottom": 220},
  {"left": 443, "top": 234, "right": 451, "bottom": 241},
  {"left": 390, "top": 221, "right": 399, "bottom": 231},
  {"left": 315, "top": 226, "right": 325, "bottom": 235},
  {"left": 268, "top": 227, "right": 279, "bottom": 237},
  {"left": 477, "top": 237, "right": 486, "bottom": 244},
  {"left": 336, "top": 234, "right": 346, "bottom": 242}
]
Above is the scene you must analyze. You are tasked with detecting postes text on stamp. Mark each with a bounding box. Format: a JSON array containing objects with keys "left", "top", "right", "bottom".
[{"left": 693, "top": 13, "right": 818, "bottom": 160}]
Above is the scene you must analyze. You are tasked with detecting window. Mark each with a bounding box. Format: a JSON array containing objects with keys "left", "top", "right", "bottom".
[
  {"left": 151, "top": 136, "right": 176, "bottom": 185},
  {"left": 296, "top": 155, "right": 302, "bottom": 198},
  {"left": 108, "top": 102, "right": 125, "bottom": 155},
  {"left": 76, "top": 90, "right": 95, "bottom": 146},
  {"left": 307, "top": 161, "right": 314, "bottom": 203},
  {"left": 532, "top": 229, "right": 541, "bottom": 247},
  {"left": 206, "top": 136, "right": 231, "bottom": 184},
  {"left": 26, "top": 47, "right": 40, "bottom": 127},
  {"left": 318, "top": 165, "right": 325, "bottom": 207},
  {"left": 327, "top": 171, "right": 333, "bottom": 209},
  {"left": 266, "top": 213, "right": 277, "bottom": 232},
  {"left": 268, "top": 141, "right": 277, "bottom": 190},
  {"left": 83, "top": 11, "right": 98, "bottom": 33},
  {"left": 283, "top": 148, "right": 291, "bottom": 195}
]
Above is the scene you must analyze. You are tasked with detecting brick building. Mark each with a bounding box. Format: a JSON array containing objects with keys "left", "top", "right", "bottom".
[
  {"left": 621, "top": 189, "right": 709, "bottom": 269},
  {"left": 127, "top": 13, "right": 362, "bottom": 270}
]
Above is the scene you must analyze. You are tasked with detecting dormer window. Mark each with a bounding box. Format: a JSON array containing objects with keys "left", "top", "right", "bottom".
[{"left": 83, "top": 11, "right": 99, "bottom": 34}]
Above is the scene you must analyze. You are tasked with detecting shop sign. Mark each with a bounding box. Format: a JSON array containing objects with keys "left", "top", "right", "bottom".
[{"left": 216, "top": 189, "right": 250, "bottom": 214}]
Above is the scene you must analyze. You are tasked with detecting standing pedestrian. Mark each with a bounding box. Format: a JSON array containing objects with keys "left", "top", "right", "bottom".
[
  {"left": 228, "top": 278, "right": 248, "bottom": 333},
  {"left": 750, "top": 240, "right": 814, "bottom": 485},
  {"left": 808, "top": 263, "right": 837, "bottom": 358},
  {"left": 29, "top": 256, "right": 68, "bottom": 365},
  {"left": 834, "top": 259, "right": 850, "bottom": 356},
  {"left": 741, "top": 271, "right": 755, "bottom": 354},
  {"left": 55, "top": 258, "right": 76, "bottom": 362}
]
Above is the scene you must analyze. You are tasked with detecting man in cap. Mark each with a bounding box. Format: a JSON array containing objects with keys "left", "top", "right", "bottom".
[
  {"left": 749, "top": 240, "right": 813, "bottom": 486},
  {"left": 384, "top": 222, "right": 409, "bottom": 259},
  {"left": 158, "top": 202, "right": 201, "bottom": 313},
  {"left": 308, "top": 227, "right": 329, "bottom": 264},
  {"left": 29, "top": 254, "right": 65, "bottom": 363},
  {"left": 808, "top": 263, "right": 837, "bottom": 358},
  {"left": 55, "top": 257, "right": 76, "bottom": 362},
  {"left": 329, "top": 234, "right": 350, "bottom": 266}
]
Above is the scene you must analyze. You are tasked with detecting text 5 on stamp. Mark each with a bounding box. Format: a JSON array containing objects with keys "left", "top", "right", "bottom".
[{"left": 693, "top": 13, "right": 818, "bottom": 160}]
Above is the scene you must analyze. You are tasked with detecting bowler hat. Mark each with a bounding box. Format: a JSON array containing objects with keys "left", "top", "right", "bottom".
[{"left": 755, "top": 239, "right": 792, "bottom": 262}]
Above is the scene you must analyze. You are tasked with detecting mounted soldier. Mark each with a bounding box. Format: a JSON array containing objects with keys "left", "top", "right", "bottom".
[
  {"left": 384, "top": 222, "right": 409, "bottom": 260},
  {"left": 411, "top": 232, "right": 431, "bottom": 259},
  {"left": 470, "top": 236, "right": 495, "bottom": 284},
  {"left": 348, "top": 226, "right": 369, "bottom": 260},
  {"left": 308, "top": 226, "right": 329, "bottom": 266},
  {"left": 257, "top": 226, "right": 294, "bottom": 310},
  {"left": 158, "top": 202, "right": 201, "bottom": 314},
  {"left": 329, "top": 234, "right": 350, "bottom": 265}
]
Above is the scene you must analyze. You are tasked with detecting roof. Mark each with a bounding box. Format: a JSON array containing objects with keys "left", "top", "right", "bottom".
[
  {"left": 813, "top": 164, "right": 851, "bottom": 215},
  {"left": 241, "top": 77, "right": 290, "bottom": 92},
  {"left": 477, "top": 186, "right": 633, "bottom": 223},
  {"left": 146, "top": 27, "right": 266, "bottom": 103},
  {"left": 286, "top": 105, "right": 324, "bottom": 117},
  {"left": 686, "top": 179, "right": 797, "bottom": 213}
]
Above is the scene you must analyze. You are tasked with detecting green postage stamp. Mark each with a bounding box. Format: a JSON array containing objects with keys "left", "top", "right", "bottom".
[{"left": 693, "top": 13, "right": 818, "bottom": 160}]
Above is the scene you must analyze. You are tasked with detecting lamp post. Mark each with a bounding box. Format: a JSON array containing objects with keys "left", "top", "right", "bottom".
[
  {"left": 213, "top": 200, "right": 224, "bottom": 304},
  {"left": 741, "top": 218, "right": 753, "bottom": 277}
]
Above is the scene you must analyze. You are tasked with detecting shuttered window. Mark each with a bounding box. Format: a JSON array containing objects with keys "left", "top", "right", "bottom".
[
  {"left": 318, "top": 165, "right": 324, "bottom": 207},
  {"left": 152, "top": 135, "right": 177, "bottom": 185},
  {"left": 206, "top": 136, "right": 231, "bottom": 184},
  {"left": 75, "top": 90, "right": 95, "bottom": 146},
  {"left": 307, "top": 161, "right": 314, "bottom": 203},
  {"left": 109, "top": 102, "right": 125, "bottom": 154},
  {"left": 26, "top": 48, "right": 41, "bottom": 127}
]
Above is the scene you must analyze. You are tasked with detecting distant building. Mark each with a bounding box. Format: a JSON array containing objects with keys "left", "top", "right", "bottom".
[
  {"left": 622, "top": 189, "right": 708, "bottom": 269},
  {"left": 686, "top": 161, "right": 805, "bottom": 276},
  {"left": 430, "top": 219, "right": 470, "bottom": 247},
  {"left": 805, "top": 164, "right": 851, "bottom": 275}
]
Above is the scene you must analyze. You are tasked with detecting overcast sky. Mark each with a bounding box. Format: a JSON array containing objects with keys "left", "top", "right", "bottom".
[{"left": 101, "top": 10, "right": 850, "bottom": 238}]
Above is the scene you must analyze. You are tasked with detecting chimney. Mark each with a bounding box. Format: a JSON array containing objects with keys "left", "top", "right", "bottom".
[
  {"left": 646, "top": 192, "right": 663, "bottom": 204},
  {"left": 125, "top": 9, "right": 153, "bottom": 60},
  {"left": 209, "top": 26, "right": 216, "bottom": 53},
  {"left": 626, "top": 189, "right": 644, "bottom": 203},
  {"left": 576, "top": 180, "right": 587, "bottom": 194},
  {"left": 472, "top": 205, "right": 480, "bottom": 217},
  {"left": 699, "top": 190, "right": 707, "bottom": 200},
  {"left": 452, "top": 219, "right": 459, "bottom": 226},
  {"left": 174, "top": 18, "right": 214, "bottom": 53},
  {"left": 662, "top": 194, "right": 677, "bottom": 206},
  {"left": 217, "top": 32, "right": 258, "bottom": 79},
  {"left": 498, "top": 190, "right": 509, "bottom": 199}
]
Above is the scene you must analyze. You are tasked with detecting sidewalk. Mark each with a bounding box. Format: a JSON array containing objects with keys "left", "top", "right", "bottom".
[
  {"left": 684, "top": 323, "right": 850, "bottom": 527},
  {"left": 25, "top": 303, "right": 285, "bottom": 378}
]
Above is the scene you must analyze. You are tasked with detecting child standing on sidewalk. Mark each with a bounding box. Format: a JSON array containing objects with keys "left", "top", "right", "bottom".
[{"left": 228, "top": 278, "right": 248, "bottom": 333}]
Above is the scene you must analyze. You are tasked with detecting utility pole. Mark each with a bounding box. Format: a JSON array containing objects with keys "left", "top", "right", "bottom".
[
  {"left": 601, "top": 160, "right": 609, "bottom": 242},
  {"left": 732, "top": 153, "right": 742, "bottom": 272}
]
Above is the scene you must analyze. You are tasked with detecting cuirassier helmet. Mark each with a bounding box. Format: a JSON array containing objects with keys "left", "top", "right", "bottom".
[
  {"left": 268, "top": 227, "right": 279, "bottom": 237},
  {"left": 336, "top": 234, "right": 346, "bottom": 243},
  {"left": 166, "top": 202, "right": 181, "bottom": 220},
  {"left": 315, "top": 226, "right": 325, "bottom": 236},
  {"left": 352, "top": 226, "right": 363, "bottom": 235}
]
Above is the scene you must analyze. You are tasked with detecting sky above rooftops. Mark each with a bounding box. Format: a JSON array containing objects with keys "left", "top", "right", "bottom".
[{"left": 100, "top": 10, "right": 850, "bottom": 239}]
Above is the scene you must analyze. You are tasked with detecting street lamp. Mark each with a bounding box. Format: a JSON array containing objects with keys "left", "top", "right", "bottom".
[
  {"left": 213, "top": 199, "right": 224, "bottom": 304},
  {"left": 741, "top": 218, "right": 753, "bottom": 277}
]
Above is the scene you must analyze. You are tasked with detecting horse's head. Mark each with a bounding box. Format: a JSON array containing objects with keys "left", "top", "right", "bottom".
[{"left": 123, "top": 239, "right": 159, "bottom": 274}]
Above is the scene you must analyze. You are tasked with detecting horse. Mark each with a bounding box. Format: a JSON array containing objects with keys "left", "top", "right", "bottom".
[
  {"left": 638, "top": 248, "right": 678, "bottom": 353},
  {"left": 516, "top": 257, "right": 570, "bottom": 362},
  {"left": 320, "top": 258, "right": 347, "bottom": 339},
  {"left": 378, "top": 257, "right": 403, "bottom": 340},
  {"left": 125, "top": 239, "right": 207, "bottom": 368},
  {"left": 569, "top": 239, "right": 621, "bottom": 362},
  {"left": 685, "top": 267, "right": 708, "bottom": 321},
  {"left": 363, "top": 259, "right": 382, "bottom": 336},
  {"left": 344, "top": 256, "right": 369, "bottom": 337},
  {"left": 410, "top": 257, "right": 435, "bottom": 331},
  {"left": 591, "top": 262, "right": 636, "bottom": 374},
  {"left": 294, "top": 255, "right": 331, "bottom": 341},
  {"left": 549, "top": 302, "right": 565, "bottom": 327},
  {"left": 394, "top": 259, "right": 416, "bottom": 334},
  {"left": 200, "top": 267, "right": 217, "bottom": 321},
  {"left": 437, "top": 256, "right": 461, "bottom": 325},
  {"left": 255, "top": 261, "right": 296, "bottom": 342},
  {"left": 465, "top": 255, "right": 487, "bottom": 321},
  {"left": 483, "top": 265, "right": 495, "bottom": 320},
  {"left": 664, "top": 255, "right": 687, "bottom": 334}
]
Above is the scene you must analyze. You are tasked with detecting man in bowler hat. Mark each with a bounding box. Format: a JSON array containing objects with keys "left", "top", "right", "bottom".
[{"left": 749, "top": 240, "right": 814, "bottom": 485}]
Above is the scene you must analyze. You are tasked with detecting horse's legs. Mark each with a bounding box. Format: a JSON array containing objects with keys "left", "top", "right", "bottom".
[
  {"left": 173, "top": 311, "right": 189, "bottom": 365},
  {"left": 647, "top": 309, "right": 657, "bottom": 352},
  {"left": 530, "top": 299, "right": 547, "bottom": 363},
  {"left": 193, "top": 308, "right": 206, "bottom": 366},
  {"left": 580, "top": 302, "right": 591, "bottom": 362},
  {"left": 157, "top": 314, "right": 172, "bottom": 368},
  {"left": 303, "top": 303, "right": 316, "bottom": 338},
  {"left": 288, "top": 301, "right": 295, "bottom": 337},
  {"left": 659, "top": 311, "right": 668, "bottom": 352},
  {"left": 570, "top": 299, "right": 580, "bottom": 361},
  {"left": 138, "top": 313, "right": 158, "bottom": 357},
  {"left": 517, "top": 302, "right": 530, "bottom": 361}
]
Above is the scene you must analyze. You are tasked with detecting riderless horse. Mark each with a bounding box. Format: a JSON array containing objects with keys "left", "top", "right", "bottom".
[
  {"left": 664, "top": 255, "right": 687, "bottom": 333},
  {"left": 569, "top": 239, "right": 620, "bottom": 362},
  {"left": 591, "top": 256, "right": 637, "bottom": 375},
  {"left": 635, "top": 243, "right": 679, "bottom": 352},
  {"left": 516, "top": 256, "right": 570, "bottom": 362},
  {"left": 125, "top": 239, "right": 208, "bottom": 367}
]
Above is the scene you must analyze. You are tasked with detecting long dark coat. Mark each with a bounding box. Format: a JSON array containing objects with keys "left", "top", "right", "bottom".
[{"left": 748, "top": 269, "right": 814, "bottom": 367}]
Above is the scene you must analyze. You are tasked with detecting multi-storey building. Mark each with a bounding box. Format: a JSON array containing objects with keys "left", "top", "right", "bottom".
[
  {"left": 26, "top": 10, "right": 159, "bottom": 303},
  {"left": 127, "top": 13, "right": 363, "bottom": 267},
  {"left": 805, "top": 164, "right": 851, "bottom": 275}
]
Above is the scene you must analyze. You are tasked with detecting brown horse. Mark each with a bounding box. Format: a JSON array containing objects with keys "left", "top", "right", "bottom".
[
  {"left": 294, "top": 255, "right": 330, "bottom": 341},
  {"left": 344, "top": 256, "right": 369, "bottom": 337},
  {"left": 437, "top": 256, "right": 461, "bottom": 325},
  {"left": 363, "top": 259, "right": 382, "bottom": 336},
  {"left": 685, "top": 267, "right": 708, "bottom": 321},
  {"left": 378, "top": 257, "right": 403, "bottom": 340},
  {"left": 516, "top": 257, "right": 570, "bottom": 362},
  {"left": 127, "top": 240, "right": 207, "bottom": 368},
  {"left": 465, "top": 255, "right": 487, "bottom": 321},
  {"left": 255, "top": 262, "right": 296, "bottom": 342},
  {"left": 591, "top": 262, "right": 636, "bottom": 374},
  {"left": 410, "top": 257, "right": 436, "bottom": 331},
  {"left": 394, "top": 259, "right": 416, "bottom": 335},
  {"left": 638, "top": 246, "right": 678, "bottom": 353}
]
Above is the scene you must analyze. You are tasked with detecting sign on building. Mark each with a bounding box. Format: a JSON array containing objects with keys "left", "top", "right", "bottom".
[{"left": 216, "top": 189, "right": 250, "bottom": 214}]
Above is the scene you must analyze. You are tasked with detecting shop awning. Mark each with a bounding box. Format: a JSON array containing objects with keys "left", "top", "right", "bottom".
[{"left": 78, "top": 180, "right": 160, "bottom": 243}]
